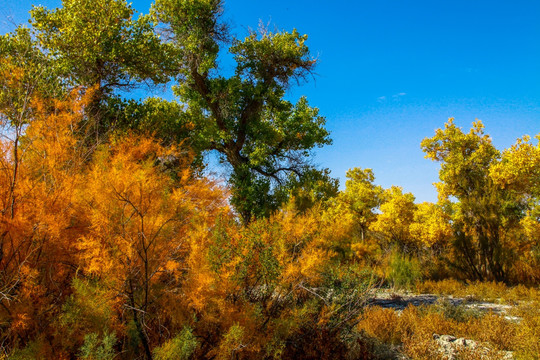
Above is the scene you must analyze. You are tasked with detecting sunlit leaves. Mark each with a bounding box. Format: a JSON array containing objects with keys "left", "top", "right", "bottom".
[
  {"left": 371, "top": 186, "right": 416, "bottom": 252},
  {"left": 154, "top": 0, "right": 332, "bottom": 222},
  {"left": 31, "top": 0, "right": 170, "bottom": 90},
  {"left": 338, "top": 167, "right": 384, "bottom": 241},
  {"left": 409, "top": 202, "right": 452, "bottom": 249},
  {"left": 422, "top": 118, "right": 531, "bottom": 281}
]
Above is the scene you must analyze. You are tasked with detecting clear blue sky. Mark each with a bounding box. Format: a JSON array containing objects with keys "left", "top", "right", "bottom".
[{"left": 2, "top": 0, "right": 539, "bottom": 203}]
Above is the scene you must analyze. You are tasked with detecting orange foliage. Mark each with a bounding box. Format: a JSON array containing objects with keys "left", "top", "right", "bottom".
[
  {"left": 2, "top": 72, "right": 539, "bottom": 360},
  {"left": 0, "top": 89, "right": 90, "bottom": 353},
  {"left": 0, "top": 88, "right": 234, "bottom": 357}
]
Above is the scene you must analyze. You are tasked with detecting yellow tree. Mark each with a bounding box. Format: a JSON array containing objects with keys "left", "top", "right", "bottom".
[
  {"left": 408, "top": 202, "right": 453, "bottom": 279},
  {"left": 338, "top": 168, "right": 384, "bottom": 242},
  {"left": 421, "top": 119, "right": 523, "bottom": 281},
  {"left": 490, "top": 134, "right": 540, "bottom": 282},
  {"left": 370, "top": 186, "right": 417, "bottom": 252},
  {"left": 409, "top": 202, "right": 452, "bottom": 251},
  {"left": 490, "top": 134, "right": 540, "bottom": 217}
]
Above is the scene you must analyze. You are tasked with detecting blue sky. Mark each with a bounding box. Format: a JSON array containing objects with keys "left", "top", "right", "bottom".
[{"left": 2, "top": 0, "right": 539, "bottom": 202}]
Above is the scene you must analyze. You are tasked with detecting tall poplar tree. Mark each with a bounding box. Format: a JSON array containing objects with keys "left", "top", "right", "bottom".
[
  {"left": 152, "top": 0, "right": 332, "bottom": 222},
  {"left": 422, "top": 119, "right": 524, "bottom": 281}
]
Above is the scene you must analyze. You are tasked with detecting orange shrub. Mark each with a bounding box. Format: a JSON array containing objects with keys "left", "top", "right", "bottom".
[{"left": 357, "top": 307, "right": 401, "bottom": 345}]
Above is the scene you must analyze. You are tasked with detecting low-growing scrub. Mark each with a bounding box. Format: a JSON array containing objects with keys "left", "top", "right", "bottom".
[
  {"left": 357, "top": 300, "right": 540, "bottom": 360},
  {"left": 416, "top": 279, "right": 540, "bottom": 304},
  {"left": 428, "top": 298, "right": 483, "bottom": 322},
  {"left": 387, "top": 252, "right": 423, "bottom": 290}
]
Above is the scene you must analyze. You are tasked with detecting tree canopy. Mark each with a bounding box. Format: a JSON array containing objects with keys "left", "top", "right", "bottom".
[{"left": 153, "top": 0, "right": 332, "bottom": 222}]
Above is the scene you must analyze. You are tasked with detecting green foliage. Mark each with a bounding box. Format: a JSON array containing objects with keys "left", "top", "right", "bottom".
[
  {"left": 276, "top": 264, "right": 374, "bottom": 359},
  {"left": 153, "top": 0, "right": 332, "bottom": 222},
  {"left": 125, "top": 320, "right": 145, "bottom": 357},
  {"left": 114, "top": 97, "right": 191, "bottom": 143},
  {"left": 105, "top": 96, "right": 202, "bottom": 169},
  {"left": 233, "top": 220, "right": 282, "bottom": 296},
  {"left": 3, "top": 1, "right": 540, "bottom": 359},
  {"left": 285, "top": 168, "right": 339, "bottom": 213},
  {"left": 428, "top": 298, "right": 482, "bottom": 322},
  {"left": 29, "top": 0, "right": 174, "bottom": 141},
  {"left": 153, "top": 327, "right": 199, "bottom": 360},
  {"left": 216, "top": 324, "right": 246, "bottom": 360},
  {"left": 339, "top": 167, "right": 384, "bottom": 241},
  {"left": 151, "top": 0, "right": 225, "bottom": 74},
  {"left": 321, "top": 265, "right": 374, "bottom": 327},
  {"left": 6, "top": 340, "right": 41, "bottom": 360},
  {"left": 79, "top": 332, "right": 117, "bottom": 360},
  {"left": 388, "top": 252, "right": 422, "bottom": 289},
  {"left": 0, "top": 27, "right": 59, "bottom": 128},
  {"left": 59, "top": 278, "right": 114, "bottom": 333},
  {"left": 31, "top": 0, "right": 170, "bottom": 90}
]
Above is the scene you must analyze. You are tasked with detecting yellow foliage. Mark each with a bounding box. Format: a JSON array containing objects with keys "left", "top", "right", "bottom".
[
  {"left": 409, "top": 202, "right": 452, "bottom": 248},
  {"left": 357, "top": 307, "right": 400, "bottom": 344},
  {"left": 490, "top": 134, "right": 540, "bottom": 192},
  {"left": 351, "top": 240, "right": 379, "bottom": 260},
  {"left": 370, "top": 186, "right": 416, "bottom": 250},
  {"left": 358, "top": 303, "right": 522, "bottom": 360},
  {"left": 2, "top": 68, "right": 540, "bottom": 359},
  {"left": 415, "top": 279, "right": 540, "bottom": 304}
]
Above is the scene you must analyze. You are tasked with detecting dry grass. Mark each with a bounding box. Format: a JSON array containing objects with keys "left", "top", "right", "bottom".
[
  {"left": 415, "top": 279, "right": 540, "bottom": 304},
  {"left": 357, "top": 307, "right": 401, "bottom": 345},
  {"left": 513, "top": 303, "right": 540, "bottom": 360},
  {"left": 358, "top": 300, "right": 540, "bottom": 359}
]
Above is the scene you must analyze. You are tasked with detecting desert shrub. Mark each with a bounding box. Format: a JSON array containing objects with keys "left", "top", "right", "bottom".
[
  {"left": 419, "top": 254, "right": 454, "bottom": 281},
  {"left": 401, "top": 329, "right": 442, "bottom": 360},
  {"left": 79, "top": 332, "right": 117, "bottom": 360},
  {"left": 452, "top": 346, "right": 509, "bottom": 360},
  {"left": 465, "top": 282, "right": 508, "bottom": 302},
  {"left": 357, "top": 302, "right": 525, "bottom": 360},
  {"left": 416, "top": 279, "right": 540, "bottom": 304},
  {"left": 345, "top": 332, "right": 405, "bottom": 360},
  {"left": 387, "top": 252, "right": 422, "bottom": 290},
  {"left": 509, "top": 249, "right": 540, "bottom": 285},
  {"left": 429, "top": 298, "right": 482, "bottom": 322},
  {"left": 466, "top": 314, "right": 518, "bottom": 351},
  {"left": 513, "top": 304, "right": 540, "bottom": 360},
  {"left": 153, "top": 327, "right": 198, "bottom": 360},
  {"left": 400, "top": 305, "right": 463, "bottom": 340},
  {"left": 415, "top": 279, "right": 466, "bottom": 296},
  {"left": 506, "top": 284, "right": 540, "bottom": 304},
  {"left": 357, "top": 307, "right": 401, "bottom": 345}
]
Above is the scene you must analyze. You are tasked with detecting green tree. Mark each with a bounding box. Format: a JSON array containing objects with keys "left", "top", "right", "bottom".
[
  {"left": 152, "top": 0, "right": 332, "bottom": 222},
  {"left": 0, "top": 26, "right": 60, "bottom": 109},
  {"left": 30, "top": 0, "right": 173, "bottom": 138},
  {"left": 339, "top": 168, "right": 384, "bottom": 241},
  {"left": 279, "top": 168, "right": 338, "bottom": 213}
]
